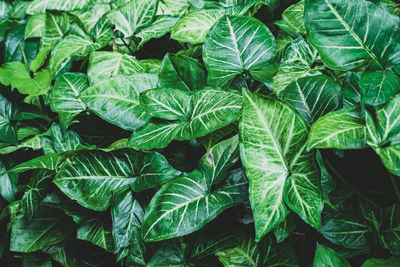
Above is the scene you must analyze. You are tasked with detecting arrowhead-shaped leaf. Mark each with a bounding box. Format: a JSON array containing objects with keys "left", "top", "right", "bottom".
[{"left": 240, "top": 90, "right": 322, "bottom": 241}]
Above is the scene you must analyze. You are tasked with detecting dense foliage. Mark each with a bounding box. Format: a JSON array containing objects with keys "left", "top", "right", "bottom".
[{"left": 0, "top": 0, "right": 400, "bottom": 266}]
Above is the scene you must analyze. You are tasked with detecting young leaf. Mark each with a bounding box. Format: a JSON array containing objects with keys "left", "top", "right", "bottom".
[{"left": 240, "top": 90, "right": 323, "bottom": 241}]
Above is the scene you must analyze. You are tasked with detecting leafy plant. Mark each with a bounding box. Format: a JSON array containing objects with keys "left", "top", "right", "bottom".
[{"left": 0, "top": 0, "right": 400, "bottom": 266}]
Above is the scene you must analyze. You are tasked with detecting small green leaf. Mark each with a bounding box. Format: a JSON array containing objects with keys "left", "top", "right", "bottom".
[{"left": 313, "top": 244, "right": 350, "bottom": 267}]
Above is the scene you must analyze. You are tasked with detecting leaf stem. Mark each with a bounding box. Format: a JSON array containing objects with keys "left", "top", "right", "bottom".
[
  {"left": 325, "top": 160, "right": 380, "bottom": 210},
  {"left": 120, "top": 37, "right": 135, "bottom": 56},
  {"left": 18, "top": 41, "right": 28, "bottom": 68},
  {"left": 388, "top": 172, "right": 400, "bottom": 203}
]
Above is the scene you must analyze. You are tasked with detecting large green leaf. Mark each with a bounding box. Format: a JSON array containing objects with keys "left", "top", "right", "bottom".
[
  {"left": 142, "top": 136, "right": 245, "bottom": 241},
  {"left": 54, "top": 149, "right": 179, "bottom": 211},
  {"left": 158, "top": 54, "right": 206, "bottom": 91},
  {"left": 27, "top": 0, "right": 91, "bottom": 15},
  {"left": 129, "top": 88, "right": 242, "bottom": 149},
  {"left": 240, "top": 90, "right": 323, "bottom": 241},
  {"left": 80, "top": 74, "right": 150, "bottom": 131},
  {"left": 171, "top": 9, "right": 224, "bottom": 44},
  {"left": 24, "top": 14, "right": 45, "bottom": 39},
  {"left": 87, "top": 51, "right": 144, "bottom": 85},
  {"left": 49, "top": 72, "right": 88, "bottom": 129},
  {"left": 41, "top": 12, "right": 70, "bottom": 48},
  {"left": 107, "top": 0, "right": 159, "bottom": 38},
  {"left": 360, "top": 70, "right": 400, "bottom": 106},
  {"left": 308, "top": 107, "right": 367, "bottom": 150},
  {"left": 304, "top": 0, "right": 400, "bottom": 70},
  {"left": 142, "top": 168, "right": 247, "bottom": 242},
  {"left": 282, "top": 0, "right": 305, "bottom": 35},
  {"left": 203, "top": 15, "right": 276, "bottom": 88},
  {"left": 280, "top": 75, "right": 341, "bottom": 124},
  {"left": 313, "top": 244, "right": 350, "bottom": 267},
  {"left": 10, "top": 205, "right": 75, "bottom": 252}
]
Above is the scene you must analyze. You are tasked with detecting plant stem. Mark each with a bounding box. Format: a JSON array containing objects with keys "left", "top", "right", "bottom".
[
  {"left": 325, "top": 160, "right": 381, "bottom": 210},
  {"left": 388, "top": 172, "right": 400, "bottom": 203},
  {"left": 18, "top": 41, "right": 28, "bottom": 68},
  {"left": 120, "top": 37, "right": 135, "bottom": 56}
]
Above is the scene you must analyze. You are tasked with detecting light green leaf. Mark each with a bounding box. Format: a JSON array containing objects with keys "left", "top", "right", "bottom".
[
  {"left": 304, "top": 0, "right": 400, "bottom": 70},
  {"left": 280, "top": 75, "right": 341, "bottom": 124},
  {"left": 282, "top": 0, "right": 305, "bottom": 35},
  {"left": 9, "top": 153, "right": 64, "bottom": 173},
  {"left": 308, "top": 107, "right": 367, "bottom": 150},
  {"left": 27, "top": 0, "right": 91, "bottom": 15},
  {"left": 12, "top": 69, "right": 52, "bottom": 96},
  {"left": 171, "top": 9, "right": 225, "bottom": 44},
  {"left": 49, "top": 72, "right": 88, "bottom": 130},
  {"left": 203, "top": 15, "right": 276, "bottom": 88},
  {"left": 80, "top": 74, "right": 150, "bottom": 131},
  {"left": 24, "top": 14, "right": 45, "bottom": 39},
  {"left": 159, "top": 53, "right": 206, "bottom": 91},
  {"left": 87, "top": 51, "right": 144, "bottom": 85},
  {"left": 42, "top": 124, "right": 83, "bottom": 153},
  {"left": 360, "top": 70, "right": 400, "bottom": 106},
  {"left": 313, "top": 244, "right": 351, "bottom": 267},
  {"left": 136, "top": 15, "right": 180, "bottom": 47},
  {"left": 10, "top": 205, "right": 74, "bottom": 252},
  {"left": 41, "top": 12, "right": 70, "bottom": 48},
  {"left": 240, "top": 91, "right": 322, "bottom": 241},
  {"left": 107, "top": 0, "right": 159, "bottom": 38},
  {"left": 72, "top": 3, "right": 111, "bottom": 33},
  {"left": 129, "top": 88, "right": 242, "bottom": 149}
]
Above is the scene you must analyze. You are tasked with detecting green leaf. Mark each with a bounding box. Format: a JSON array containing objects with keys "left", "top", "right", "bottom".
[
  {"left": 136, "top": 15, "right": 180, "bottom": 47},
  {"left": 9, "top": 153, "right": 64, "bottom": 173},
  {"left": 282, "top": 0, "right": 305, "bottom": 35},
  {"left": 362, "top": 257, "right": 400, "bottom": 267},
  {"left": 49, "top": 24, "right": 106, "bottom": 75},
  {"left": 77, "top": 215, "right": 114, "bottom": 252},
  {"left": 142, "top": 168, "right": 247, "bottom": 242},
  {"left": 280, "top": 75, "right": 342, "bottom": 124},
  {"left": 273, "top": 213, "right": 297, "bottom": 243},
  {"left": 21, "top": 170, "right": 53, "bottom": 220},
  {"left": 27, "top": 0, "right": 91, "bottom": 14},
  {"left": 41, "top": 12, "right": 70, "bottom": 48},
  {"left": 107, "top": 0, "right": 159, "bottom": 38},
  {"left": 87, "top": 51, "right": 145, "bottom": 85},
  {"left": 54, "top": 149, "right": 179, "bottom": 211},
  {"left": 80, "top": 74, "right": 150, "bottom": 131},
  {"left": 42, "top": 124, "right": 83, "bottom": 153},
  {"left": 313, "top": 244, "right": 351, "bottom": 267},
  {"left": 320, "top": 212, "right": 371, "bottom": 249},
  {"left": 203, "top": 15, "right": 276, "bottom": 88},
  {"left": 240, "top": 90, "right": 323, "bottom": 241},
  {"left": 273, "top": 36, "right": 323, "bottom": 95},
  {"left": 308, "top": 107, "right": 367, "bottom": 150},
  {"left": 72, "top": 3, "right": 111, "bottom": 33},
  {"left": 159, "top": 54, "right": 206, "bottom": 91},
  {"left": 0, "top": 92, "right": 17, "bottom": 143},
  {"left": 24, "top": 14, "right": 45, "bottom": 39},
  {"left": 360, "top": 70, "right": 400, "bottom": 106},
  {"left": 49, "top": 72, "right": 88, "bottom": 130},
  {"left": 129, "top": 88, "right": 242, "bottom": 149},
  {"left": 216, "top": 237, "right": 262, "bottom": 266},
  {"left": 0, "top": 160, "right": 18, "bottom": 202},
  {"left": 380, "top": 204, "right": 400, "bottom": 256},
  {"left": 171, "top": 9, "right": 225, "bottom": 44},
  {"left": 10, "top": 205, "right": 75, "bottom": 252},
  {"left": 366, "top": 95, "right": 400, "bottom": 175},
  {"left": 304, "top": 0, "right": 400, "bottom": 70},
  {"left": 111, "top": 187, "right": 144, "bottom": 256}
]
